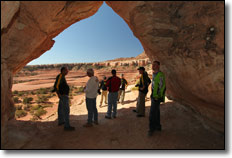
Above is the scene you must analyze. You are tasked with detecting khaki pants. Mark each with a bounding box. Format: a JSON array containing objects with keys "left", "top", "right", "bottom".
[
  {"left": 100, "top": 90, "right": 108, "bottom": 105},
  {"left": 118, "top": 90, "right": 125, "bottom": 103},
  {"left": 136, "top": 91, "right": 146, "bottom": 115}
]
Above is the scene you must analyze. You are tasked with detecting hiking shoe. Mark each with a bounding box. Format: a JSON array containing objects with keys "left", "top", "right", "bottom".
[
  {"left": 83, "top": 123, "right": 93, "bottom": 127},
  {"left": 64, "top": 126, "right": 75, "bottom": 131},
  {"left": 105, "top": 115, "right": 111, "bottom": 119},
  {"left": 136, "top": 114, "right": 145, "bottom": 117},
  {"left": 132, "top": 109, "right": 137, "bottom": 113},
  {"left": 93, "top": 121, "right": 99, "bottom": 125},
  {"left": 58, "top": 122, "right": 65, "bottom": 126}
]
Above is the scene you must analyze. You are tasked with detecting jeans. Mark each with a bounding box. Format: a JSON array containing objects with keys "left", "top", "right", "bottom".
[
  {"left": 149, "top": 97, "right": 162, "bottom": 131},
  {"left": 58, "top": 95, "right": 70, "bottom": 128},
  {"left": 107, "top": 92, "right": 118, "bottom": 117},
  {"left": 86, "top": 97, "right": 98, "bottom": 124}
]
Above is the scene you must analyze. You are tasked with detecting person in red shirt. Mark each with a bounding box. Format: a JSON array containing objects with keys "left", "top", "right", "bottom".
[{"left": 105, "top": 69, "right": 121, "bottom": 119}]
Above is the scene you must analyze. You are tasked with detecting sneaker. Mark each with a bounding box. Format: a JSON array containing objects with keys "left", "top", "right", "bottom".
[
  {"left": 83, "top": 123, "right": 93, "bottom": 127},
  {"left": 105, "top": 115, "right": 111, "bottom": 119},
  {"left": 136, "top": 114, "right": 145, "bottom": 117},
  {"left": 132, "top": 109, "right": 137, "bottom": 113},
  {"left": 58, "top": 122, "right": 65, "bottom": 126},
  {"left": 64, "top": 126, "right": 75, "bottom": 131},
  {"left": 93, "top": 121, "right": 99, "bottom": 125}
]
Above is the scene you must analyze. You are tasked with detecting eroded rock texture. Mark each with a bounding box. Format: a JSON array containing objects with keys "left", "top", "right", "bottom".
[
  {"left": 1, "top": 1, "right": 224, "bottom": 147},
  {"left": 1, "top": 1, "right": 103, "bottom": 146},
  {"left": 107, "top": 1, "right": 224, "bottom": 131}
]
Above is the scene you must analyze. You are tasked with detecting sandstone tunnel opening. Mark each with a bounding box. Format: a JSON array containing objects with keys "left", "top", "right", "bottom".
[
  {"left": 2, "top": 1, "right": 224, "bottom": 149},
  {"left": 11, "top": 1, "right": 148, "bottom": 123}
]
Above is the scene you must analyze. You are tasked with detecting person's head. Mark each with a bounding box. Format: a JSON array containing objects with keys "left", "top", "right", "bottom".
[
  {"left": 137, "top": 67, "right": 145, "bottom": 74},
  {"left": 87, "top": 68, "right": 94, "bottom": 77},
  {"left": 103, "top": 76, "right": 107, "bottom": 80},
  {"left": 111, "top": 69, "right": 116, "bottom": 76},
  {"left": 152, "top": 61, "right": 160, "bottom": 72},
  {"left": 121, "top": 74, "right": 124, "bottom": 79},
  {"left": 61, "top": 67, "right": 68, "bottom": 76}
]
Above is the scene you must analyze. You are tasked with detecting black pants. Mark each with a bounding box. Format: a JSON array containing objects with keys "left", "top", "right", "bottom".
[{"left": 149, "top": 97, "right": 162, "bottom": 131}]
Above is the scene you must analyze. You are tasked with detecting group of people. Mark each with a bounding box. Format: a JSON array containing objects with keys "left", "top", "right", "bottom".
[{"left": 53, "top": 60, "right": 166, "bottom": 136}]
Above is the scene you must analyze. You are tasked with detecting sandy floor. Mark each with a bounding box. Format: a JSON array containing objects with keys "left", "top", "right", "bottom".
[{"left": 5, "top": 85, "right": 224, "bottom": 149}]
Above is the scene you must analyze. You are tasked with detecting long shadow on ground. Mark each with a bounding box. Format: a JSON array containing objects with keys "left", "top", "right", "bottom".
[{"left": 3, "top": 101, "right": 224, "bottom": 149}]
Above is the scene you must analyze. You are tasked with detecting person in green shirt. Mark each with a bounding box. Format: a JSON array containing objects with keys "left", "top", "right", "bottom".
[{"left": 148, "top": 61, "right": 166, "bottom": 136}]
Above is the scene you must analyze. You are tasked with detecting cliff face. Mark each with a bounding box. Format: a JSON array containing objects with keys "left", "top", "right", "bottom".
[
  {"left": 106, "top": 1, "right": 224, "bottom": 131},
  {"left": 1, "top": 1, "right": 224, "bottom": 147}
]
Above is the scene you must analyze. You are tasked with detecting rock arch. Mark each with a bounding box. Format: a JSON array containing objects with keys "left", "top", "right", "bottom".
[{"left": 1, "top": 1, "right": 224, "bottom": 146}]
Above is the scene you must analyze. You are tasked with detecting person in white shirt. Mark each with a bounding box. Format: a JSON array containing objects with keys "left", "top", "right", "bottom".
[{"left": 83, "top": 68, "right": 99, "bottom": 127}]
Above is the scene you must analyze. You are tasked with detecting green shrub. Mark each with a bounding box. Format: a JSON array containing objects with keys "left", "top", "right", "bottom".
[
  {"left": 36, "top": 95, "right": 49, "bottom": 103},
  {"left": 23, "top": 97, "right": 33, "bottom": 104},
  {"left": 31, "top": 72, "right": 38, "bottom": 76},
  {"left": 37, "top": 88, "right": 48, "bottom": 94},
  {"left": 42, "top": 104, "right": 53, "bottom": 108},
  {"left": 13, "top": 97, "right": 20, "bottom": 103},
  {"left": 18, "top": 91, "right": 24, "bottom": 97},
  {"left": 34, "top": 108, "right": 47, "bottom": 117},
  {"left": 13, "top": 90, "right": 18, "bottom": 95},
  {"left": 15, "top": 105, "right": 23, "bottom": 110},
  {"left": 30, "top": 116, "right": 39, "bottom": 121},
  {"left": 23, "top": 104, "right": 32, "bottom": 111},
  {"left": 30, "top": 91, "right": 36, "bottom": 95},
  {"left": 31, "top": 104, "right": 42, "bottom": 111},
  {"left": 15, "top": 109, "right": 27, "bottom": 118}
]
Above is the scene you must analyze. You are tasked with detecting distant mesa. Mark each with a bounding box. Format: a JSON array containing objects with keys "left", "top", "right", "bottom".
[{"left": 22, "top": 51, "right": 150, "bottom": 71}]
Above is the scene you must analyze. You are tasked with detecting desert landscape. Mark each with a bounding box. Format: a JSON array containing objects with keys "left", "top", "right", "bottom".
[{"left": 12, "top": 52, "right": 149, "bottom": 122}]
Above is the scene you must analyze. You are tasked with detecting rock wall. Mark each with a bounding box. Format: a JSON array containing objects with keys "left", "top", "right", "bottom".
[
  {"left": 1, "top": 1, "right": 224, "bottom": 147},
  {"left": 1, "top": 1, "right": 103, "bottom": 146},
  {"left": 106, "top": 1, "right": 224, "bottom": 131}
]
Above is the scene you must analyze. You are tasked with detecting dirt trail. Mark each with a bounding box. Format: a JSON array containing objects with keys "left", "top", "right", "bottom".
[{"left": 5, "top": 85, "right": 224, "bottom": 149}]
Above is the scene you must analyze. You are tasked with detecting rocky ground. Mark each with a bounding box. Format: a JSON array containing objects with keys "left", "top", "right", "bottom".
[{"left": 5, "top": 85, "right": 224, "bottom": 149}]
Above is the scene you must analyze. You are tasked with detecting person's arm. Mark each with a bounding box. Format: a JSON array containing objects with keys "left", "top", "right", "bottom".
[
  {"left": 55, "top": 74, "right": 63, "bottom": 98},
  {"left": 139, "top": 75, "right": 145, "bottom": 90},
  {"left": 125, "top": 79, "right": 128, "bottom": 89}
]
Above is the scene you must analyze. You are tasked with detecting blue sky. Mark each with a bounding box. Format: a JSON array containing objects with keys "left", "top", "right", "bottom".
[{"left": 28, "top": 2, "right": 144, "bottom": 65}]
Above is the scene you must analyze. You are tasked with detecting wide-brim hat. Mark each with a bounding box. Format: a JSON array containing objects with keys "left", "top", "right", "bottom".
[{"left": 137, "top": 67, "right": 145, "bottom": 71}]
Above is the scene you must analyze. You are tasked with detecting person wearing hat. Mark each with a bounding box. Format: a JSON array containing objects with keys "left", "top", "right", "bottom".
[
  {"left": 133, "top": 67, "right": 151, "bottom": 117},
  {"left": 118, "top": 74, "right": 128, "bottom": 105},
  {"left": 99, "top": 76, "right": 108, "bottom": 107}
]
